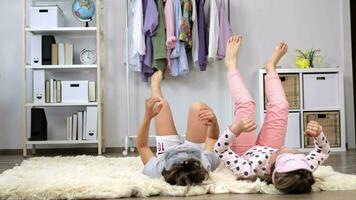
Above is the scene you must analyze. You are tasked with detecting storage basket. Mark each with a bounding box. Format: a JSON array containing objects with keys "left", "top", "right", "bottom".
[
  {"left": 264, "top": 73, "right": 300, "bottom": 109},
  {"left": 303, "top": 111, "right": 341, "bottom": 147}
]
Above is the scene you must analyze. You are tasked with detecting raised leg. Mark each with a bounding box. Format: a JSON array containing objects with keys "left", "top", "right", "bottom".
[
  {"left": 185, "top": 102, "right": 209, "bottom": 144},
  {"left": 225, "top": 35, "right": 257, "bottom": 156},
  {"left": 256, "top": 42, "right": 289, "bottom": 148},
  {"left": 151, "top": 71, "right": 177, "bottom": 136}
]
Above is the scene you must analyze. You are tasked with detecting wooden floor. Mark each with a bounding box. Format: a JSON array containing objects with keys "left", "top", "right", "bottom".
[{"left": 1, "top": 150, "right": 356, "bottom": 199}]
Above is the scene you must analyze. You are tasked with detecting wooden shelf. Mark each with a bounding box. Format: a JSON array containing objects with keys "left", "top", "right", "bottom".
[
  {"left": 25, "top": 65, "right": 97, "bottom": 70},
  {"left": 26, "top": 140, "right": 98, "bottom": 145},
  {"left": 25, "top": 27, "right": 97, "bottom": 35},
  {"left": 25, "top": 102, "right": 98, "bottom": 107}
]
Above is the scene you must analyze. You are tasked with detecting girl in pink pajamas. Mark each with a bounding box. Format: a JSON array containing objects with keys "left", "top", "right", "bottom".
[{"left": 215, "top": 35, "right": 331, "bottom": 194}]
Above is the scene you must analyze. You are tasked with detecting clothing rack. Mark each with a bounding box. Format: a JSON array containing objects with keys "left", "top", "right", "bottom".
[{"left": 123, "top": 0, "right": 231, "bottom": 155}]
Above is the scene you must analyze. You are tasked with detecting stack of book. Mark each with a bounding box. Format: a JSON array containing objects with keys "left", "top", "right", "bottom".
[
  {"left": 66, "top": 107, "right": 97, "bottom": 141},
  {"left": 45, "top": 79, "right": 61, "bottom": 103},
  {"left": 51, "top": 43, "right": 73, "bottom": 65}
]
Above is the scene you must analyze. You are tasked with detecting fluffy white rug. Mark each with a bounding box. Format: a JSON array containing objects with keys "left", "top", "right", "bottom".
[{"left": 0, "top": 156, "right": 356, "bottom": 199}]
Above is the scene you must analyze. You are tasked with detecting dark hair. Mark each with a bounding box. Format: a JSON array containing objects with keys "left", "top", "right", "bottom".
[
  {"left": 161, "top": 159, "right": 208, "bottom": 186},
  {"left": 273, "top": 169, "right": 315, "bottom": 194}
]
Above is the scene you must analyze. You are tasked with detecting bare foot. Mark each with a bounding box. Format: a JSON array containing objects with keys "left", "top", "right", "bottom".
[
  {"left": 225, "top": 35, "right": 243, "bottom": 71},
  {"left": 151, "top": 70, "right": 163, "bottom": 99},
  {"left": 265, "top": 42, "right": 288, "bottom": 73}
]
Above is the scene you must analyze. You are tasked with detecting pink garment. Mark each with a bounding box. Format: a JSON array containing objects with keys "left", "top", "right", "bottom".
[
  {"left": 227, "top": 69, "right": 257, "bottom": 155},
  {"left": 164, "top": 0, "right": 176, "bottom": 74},
  {"left": 227, "top": 69, "right": 288, "bottom": 155}
]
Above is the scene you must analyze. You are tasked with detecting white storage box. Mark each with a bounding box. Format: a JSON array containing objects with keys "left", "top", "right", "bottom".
[
  {"left": 285, "top": 112, "right": 301, "bottom": 148},
  {"left": 62, "top": 81, "right": 88, "bottom": 103},
  {"left": 303, "top": 73, "right": 339, "bottom": 109},
  {"left": 30, "top": 6, "right": 64, "bottom": 28}
]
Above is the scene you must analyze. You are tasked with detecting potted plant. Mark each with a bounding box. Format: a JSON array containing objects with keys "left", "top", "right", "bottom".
[{"left": 295, "top": 48, "right": 323, "bottom": 68}]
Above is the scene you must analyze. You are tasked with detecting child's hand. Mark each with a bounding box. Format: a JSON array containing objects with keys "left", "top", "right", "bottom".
[
  {"left": 230, "top": 118, "right": 256, "bottom": 135},
  {"left": 304, "top": 121, "right": 323, "bottom": 137},
  {"left": 144, "top": 97, "right": 163, "bottom": 119},
  {"left": 199, "top": 104, "right": 217, "bottom": 126}
]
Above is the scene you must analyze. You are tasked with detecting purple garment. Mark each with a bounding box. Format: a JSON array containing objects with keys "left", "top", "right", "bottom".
[
  {"left": 197, "top": 0, "right": 207, "bottom": 71},
  {"left": 217, "top": 0, "right": 232, "bottom": 60},
  {"left": 141, "top": 0, "right": 159, "bottom": 81}
]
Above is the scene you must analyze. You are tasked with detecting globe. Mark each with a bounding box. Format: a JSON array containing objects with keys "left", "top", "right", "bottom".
[{"left": 72, "top": 0, "right": 96, "bottom": 26}]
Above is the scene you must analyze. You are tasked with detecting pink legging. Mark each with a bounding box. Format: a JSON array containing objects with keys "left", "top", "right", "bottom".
[{"left": 228, "top": 69, "right": 289, "bottom": 156}]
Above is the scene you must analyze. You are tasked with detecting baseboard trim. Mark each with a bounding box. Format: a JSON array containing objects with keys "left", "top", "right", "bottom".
[{"left": 0, "top": 147, "right": 129, "bottom": 156}]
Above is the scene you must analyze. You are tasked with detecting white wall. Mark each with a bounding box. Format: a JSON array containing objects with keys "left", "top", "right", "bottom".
[{"left": 0, "top": 0, "right": 354, "bottom": 150}]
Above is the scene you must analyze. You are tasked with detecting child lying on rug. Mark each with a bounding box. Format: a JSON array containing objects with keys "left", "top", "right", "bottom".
[
  {"left": 215, "top": 35, "right": 331, "bottom": 194},
  {"left": 136, "top": 70, "right": 220, "bottom": 186}
]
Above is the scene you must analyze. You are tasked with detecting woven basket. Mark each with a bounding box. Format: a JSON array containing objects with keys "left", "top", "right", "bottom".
[
  {"left": 264, "top": 74, "right": 300, "bottom": 109},
  {"left": 303, "top": 111, "right": 341, "bottom": 147}
]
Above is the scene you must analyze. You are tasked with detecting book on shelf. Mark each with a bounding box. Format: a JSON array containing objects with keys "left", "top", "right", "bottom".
[
  {"left": 73, "top": 114, "right": 78, "bottom": 140},
  {"left": 77, "top": 111, "right": 83, "bottom": 141},
  {"left": 51, "top": 43, "right": 58, "bottom": 65},
  {"left": 83, "top": 111, "right": 87, "bottom": 140},
  {"left": 53, "top": 80, "right": 57, "bottom": 103},
  {"left": 56, "top": 80, "right": 61, "bottom": 103},
  {"left": 88, "top": 81, "right": 96, "bottom": 102},
  {"left": 58, "top": 43, "right": 65, "bottom": 65},
  {"left": 45, "top": 80, "right": 50, "bottom": 103},
  {"left": 66, "top": 117, "right": 70, "bottom": 140},
  {"left": 66, "top": 110, "right": 90, "bottom": 141},
  {"left": 69, "top": 116, "right": 73, "bottom": 140},
  {"left": 52, "top": 43, "right": 73, "bottom": 66},
  {"left": 50, "top": 79, "right": 54, "bottom": 103},
  {"left": 64, "top": 43, "right": 73, "bottom": 65}
]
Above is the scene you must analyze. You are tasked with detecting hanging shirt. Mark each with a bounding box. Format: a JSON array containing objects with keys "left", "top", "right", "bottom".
[
  {"left": 171, "top": 0, "right": 189, "bottom": 76},
  {"left": 217, "top": 0, "right": 232, "bottom": 60},
  {"left": 179, "top": 0, "right": 193, "bottom": 48},
  {"left": 164, "top": 0, "right": 176, "bottom": 75},
  {"left": 215, "top": 128, "right": 331, "bottom": 179},
  {"left": 197, "top": 0, "right": 207, "bottom": 71},
  {"left": 191, "top": 0, "right": 199, "bottom": 66},
  {"left": 128, "top": 0, "right": 145, "bottom": 72},
  {"left": 207, "top": 0, "right": 219, "bottom": 61},
  {"left": 141, "top": 0, "right": 159, "bottom": 81},
  {"left": 152, "top": 0, "right": 167, "bottom": 72}
]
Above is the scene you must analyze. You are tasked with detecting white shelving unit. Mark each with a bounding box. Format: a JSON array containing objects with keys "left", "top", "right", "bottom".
[
  {"left": 22, "top": 0, "right": 104, "bottom": 156},
  {"left": 258, "top": 67, "right": 346, "bottom": 152}
]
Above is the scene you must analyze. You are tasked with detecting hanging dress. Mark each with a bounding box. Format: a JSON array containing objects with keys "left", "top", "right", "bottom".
[
  {"left": 141, "top": 0, "right": 159, "bottom": 81},
  {"left": 217, "top": 0, "right": 232, "bottom": 59}
]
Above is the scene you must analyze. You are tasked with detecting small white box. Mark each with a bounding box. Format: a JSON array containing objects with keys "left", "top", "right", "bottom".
[
  {"left": 61, "top": 81, "right": 89, "bottom": 103},
  {"left": 30, "top": 35, "right": 42, "bottom": 66},
  {"left": 33, "top": 70, "right": 45, "bottom": 103},
  {"left": 285, "top": 113, "right": 301, "bottom": 148},
  {"left": 30, "top": 6, "right": 64, "bottom": 28},
  {"left": 85, "top": 106, "right": 97, "bottom": 140},
  {"left": 303, "top": 73, "right": 339, "bottom": 109}
]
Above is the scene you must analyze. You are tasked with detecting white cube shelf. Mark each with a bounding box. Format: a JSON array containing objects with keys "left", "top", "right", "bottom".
[{"left": 258, "top": 68, "right": 346, "bottom": 152}]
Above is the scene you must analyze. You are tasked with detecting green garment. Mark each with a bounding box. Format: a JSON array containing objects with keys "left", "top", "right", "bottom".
[{"left": 152, "top": 0, "right": 167, "bottom": 72}]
